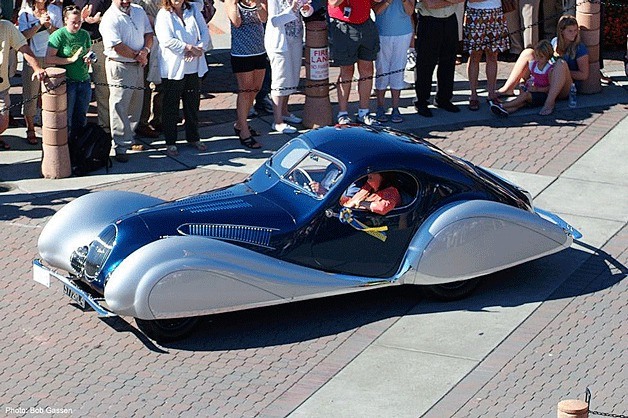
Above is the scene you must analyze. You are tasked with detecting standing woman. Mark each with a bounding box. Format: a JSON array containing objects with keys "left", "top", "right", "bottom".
[
  {"left": 463, "top": 0, "right": 510, "bottom": 110},
  {"left": 226, "top": 0, "right": 267, "bottom": 149},
  {"left": 19, "top": 0, "right": 62, "bottom": 144},
  {"left": 155, "top": 0, "right": 211, "bottom": 157},
  {"left": 264, "top": 0, "right": 312, "bottom": 134},
  {"left": 46, "top": 5, "right": 93, "bottom": 141}
]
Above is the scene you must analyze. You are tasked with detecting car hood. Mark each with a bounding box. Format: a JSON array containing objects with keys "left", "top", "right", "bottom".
[{"left": 133, "top": 183, "right": 296, "bottom": 243}]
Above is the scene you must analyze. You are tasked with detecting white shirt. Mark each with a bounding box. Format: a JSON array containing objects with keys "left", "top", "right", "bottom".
[
  {"left": 264, "top": 0, "right": 306, "bottom": 53},
  {"left": 18, "top": 4, "right": 62, "bottom": 57},
  {"left": 100, "top": 3, "right": 152, "bottom": 62},
  {"left": 155, "top": 4, "right": 210, "bottom": 80},
  {"left": 467, "top": 0, "right": 502, "bottom": 10}
]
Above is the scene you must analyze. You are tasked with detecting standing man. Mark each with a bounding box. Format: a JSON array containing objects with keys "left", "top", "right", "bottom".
[
  {"left": 327, "top": 0, "right": 381, "bottom": 125},
  {"left": 100, "top": 0, "right": 152, "bottom": 162},
  {"left": 413, "top": 0, "right": 463, "bottom": 117},
  {"left": 505, "top": 0, "right": 539, "bottom": 56},
  {"left": 63, "top": 0, "right": 112, "bottom": 133},
  {"left": 1, "top": 11, "right": 47, "bottom": 148}
]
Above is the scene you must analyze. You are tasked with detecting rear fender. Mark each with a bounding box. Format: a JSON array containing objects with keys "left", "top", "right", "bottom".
[{"left": 403, "top": 200, "right": 573, "bottom": 285}]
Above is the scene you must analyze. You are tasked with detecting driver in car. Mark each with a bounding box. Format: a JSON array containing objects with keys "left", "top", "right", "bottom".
[{"left": 342, "top": 172, "right": 401, "bottom": 215}]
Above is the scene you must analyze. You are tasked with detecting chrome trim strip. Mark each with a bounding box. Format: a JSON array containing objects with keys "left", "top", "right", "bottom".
[
  {"left": 33, "top": 259, "right": 117, "bottom": 317},
  {"left": 535, "top": 208, "right": 582, "bottom": 239}
]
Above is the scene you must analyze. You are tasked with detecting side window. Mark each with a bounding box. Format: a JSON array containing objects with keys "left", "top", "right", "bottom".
[{"left": 340, "top": 171, "right": 419, "bottom": 213}]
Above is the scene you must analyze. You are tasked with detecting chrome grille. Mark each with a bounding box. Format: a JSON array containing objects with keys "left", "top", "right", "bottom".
[
  {"left": 83, "top": 224, "right": 117, "bottom": 281},
  {"left": 178, "top": 223, "right": 275, "bottom": 248}
]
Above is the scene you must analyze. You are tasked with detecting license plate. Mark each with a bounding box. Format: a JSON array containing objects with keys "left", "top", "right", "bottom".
[
  {"left": 33, "top": 263, "right": 51, "bottom": 287},
  {"left": 63, "top": 284, "right": 86, "bottom": 309}
]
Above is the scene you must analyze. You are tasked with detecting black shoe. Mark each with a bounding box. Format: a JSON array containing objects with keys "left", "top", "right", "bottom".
[
  {"left": 414, "top": 101, "right": 433, "bottom": 118},
  {"left": 115, "top": 154, "right": 129, "bottom": 163},
  {"left": 435, "top": 100, "right": 460, "bottom": 113}
]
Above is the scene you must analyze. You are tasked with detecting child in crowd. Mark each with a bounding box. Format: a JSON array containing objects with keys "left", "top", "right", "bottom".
[{"left": 491, "top": 40, "right": 554, "bottom": 117}]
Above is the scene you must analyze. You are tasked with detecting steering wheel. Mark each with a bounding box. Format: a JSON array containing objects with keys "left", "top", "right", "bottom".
[{"left": 292, "top": 168, "right": 314, "bottom": 191}]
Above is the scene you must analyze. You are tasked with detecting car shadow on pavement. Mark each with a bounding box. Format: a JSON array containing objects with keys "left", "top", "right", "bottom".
[
  {"left": 0, "top": 189, "right": 90, "bottom": 221},
  {"left": 147, "top": 246, "right": 624, "bottom": 352}
]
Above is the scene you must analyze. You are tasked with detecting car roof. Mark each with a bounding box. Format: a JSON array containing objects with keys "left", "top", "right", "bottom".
[{"left": 299, "top": 125, "right": 452, "bottom": 175}]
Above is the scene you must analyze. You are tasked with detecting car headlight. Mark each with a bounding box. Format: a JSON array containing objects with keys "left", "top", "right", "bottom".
[{"left": 83, "top": 224, "right": 117, "bottom": 282}]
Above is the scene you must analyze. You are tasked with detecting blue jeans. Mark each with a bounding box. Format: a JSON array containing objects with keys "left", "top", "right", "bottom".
[{"left": 66, "top": 80, "right": 92, "bottom": 138}]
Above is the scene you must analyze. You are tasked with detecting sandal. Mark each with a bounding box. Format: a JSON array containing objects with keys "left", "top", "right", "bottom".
[
  {"left": 26, "top": 130, "right": 38, "bottom": 145},
  {"left": 166, "top": 145, "right": 179, "bottom": 156},
  {"left": 131, "top": 144, "right": 146, "bottom": 151},
  {"left": 240, "top": 136, "right": 261, "bottom": 149},
  {"left": 0, "top": 139, "right": 10, "bottom": 150},
  {"left": 468, "top": 98, "right": 480, "bottom": 111},
  {"left": 234, "top": 125, "right": 260, "bottom": 138},
  {"left": 190, "top": 141, "right": 207, "bottom": 151}
]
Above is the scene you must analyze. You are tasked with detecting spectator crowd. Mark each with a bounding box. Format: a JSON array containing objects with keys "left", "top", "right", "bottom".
[{"left": 0, "top": 0, "right": 602, "bottom": 166}]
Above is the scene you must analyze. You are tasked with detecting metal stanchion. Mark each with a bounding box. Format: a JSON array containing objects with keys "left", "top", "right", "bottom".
[
  {"left": 41, "top": 67, "right": 71, "bottom": 179},
  {"left": 303, "top": 20, "right": 332, "bottom": 128},
  {"left": 576, "top": 0, "right": 601, "bottom": 94}
]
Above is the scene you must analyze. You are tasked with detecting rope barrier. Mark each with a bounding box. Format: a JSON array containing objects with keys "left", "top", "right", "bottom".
[{"left": 1, "top": 0, "right": 624, "bottom": 115}]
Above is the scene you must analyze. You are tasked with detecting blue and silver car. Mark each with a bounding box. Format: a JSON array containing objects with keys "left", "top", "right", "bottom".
[{"left": 34, "top": 126, "right": 580, "bottom": 341}]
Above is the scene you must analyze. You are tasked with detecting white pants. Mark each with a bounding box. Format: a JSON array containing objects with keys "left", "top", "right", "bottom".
[
  {"left": 506, "top": 0, "right": 540, "bottom": 54},
  {"left": 375, "top": 33, "right": 413, "bottom": 91}
]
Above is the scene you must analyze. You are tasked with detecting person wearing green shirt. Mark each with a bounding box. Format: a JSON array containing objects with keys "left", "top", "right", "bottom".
[{"left": 46, "top": 5, "right": 94, "bottom": 140}]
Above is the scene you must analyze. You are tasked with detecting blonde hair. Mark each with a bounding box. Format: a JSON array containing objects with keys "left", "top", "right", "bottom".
[
  {"left": 534, "top": 39, "right": 554, "bottom": 61},
  {"left": 556, "top": 15, "right": 580, "bottom": 60}
]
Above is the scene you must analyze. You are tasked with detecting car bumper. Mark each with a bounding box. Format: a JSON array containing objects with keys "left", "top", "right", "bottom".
[{"left": 32, "top": 259, "right": 117, "bottom": 317}]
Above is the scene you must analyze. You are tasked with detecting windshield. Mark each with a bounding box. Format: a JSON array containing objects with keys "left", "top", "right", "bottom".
[{"left": 268, "top": 139, "right": 344, "bottom": 199}]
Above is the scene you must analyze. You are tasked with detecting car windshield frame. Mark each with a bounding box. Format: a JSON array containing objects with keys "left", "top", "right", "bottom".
[{"left": 267, "top": 138, "right": 345, "bottom": 200}]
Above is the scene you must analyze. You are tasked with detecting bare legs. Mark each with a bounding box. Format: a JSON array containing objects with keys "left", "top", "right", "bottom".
[
  {"left": 271, "top": 94, "right": 289, "bottom": 126},
  {"left": 539, "top": 60, "right": 571, "bottom": 115},
  {"left": 337, "top": 59, "right": 374, "bottom": 114},
  {"left": 497, "top": 48, "right": 534, "bottom": 95},
  {"left": 467, "top": 50, "right": 482, "bottom": 102},
  {"left": 235, "top": 68, "right": 265, "bottom": 144}
]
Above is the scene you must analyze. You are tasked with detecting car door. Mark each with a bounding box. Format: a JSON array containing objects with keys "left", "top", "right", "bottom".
[{"left": 310, "top": 172, "right": 419, "bottom": 278}]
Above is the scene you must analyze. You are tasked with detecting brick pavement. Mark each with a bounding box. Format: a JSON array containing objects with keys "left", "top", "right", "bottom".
[
  {"left": 424, "top": 224, "right": 627, "bottom": 418},
  {"left": 2, "top": 51, "right": 627, "bottom": 417}
]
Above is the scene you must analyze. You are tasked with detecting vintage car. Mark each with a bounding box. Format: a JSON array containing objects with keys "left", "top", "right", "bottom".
[{"left": 34, "top": 125, "right": 580, "bottom": 341}]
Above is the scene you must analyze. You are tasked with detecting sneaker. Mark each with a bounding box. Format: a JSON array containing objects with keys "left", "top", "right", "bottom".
[
  {"left": 282, "top": 113, "right": 302, "bottom": 124},
  {"left": 248, "top": 106, "right": 258, "bottom": 117},
  {"left": 272, "top": 122, "right": 298, "bottom": 134},
  {"left": 390, "top": 108, "right": 403, "bottom": 123},
  {"left": 490, "top": 102, "right": 509, "bottom": 117},
  {"left": 375, "top": 107, "right": 388, "bottom": 123},
  {"left": 357, "top": 113, "right": 380, "bottom": 126},
  {"left": 337, "top": 113, "right": 352, "bottom": 125},
  {"left": 405, "top": 49, "right": 417, "bottom": 71}
]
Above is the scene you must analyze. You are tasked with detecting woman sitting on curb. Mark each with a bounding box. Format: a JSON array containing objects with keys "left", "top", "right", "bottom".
[{"left": 496, "top": 15, "right": 588, "bottom": 116}]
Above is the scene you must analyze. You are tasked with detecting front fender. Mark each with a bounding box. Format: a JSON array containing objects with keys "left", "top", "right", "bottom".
[
  {"left": 38, "top": 191, "right": 164, "bottom": 272},
  {"left": 104, "top": 236, "right": 382, "bottom": 320}
]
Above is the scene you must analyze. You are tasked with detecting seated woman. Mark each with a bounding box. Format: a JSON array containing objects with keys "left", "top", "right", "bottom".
[
  {"left": 496, "top": 15, "right": 589, "bottom": 115},
  {"left": 342, "top": 172, "right": 401, "bottom": 215}
]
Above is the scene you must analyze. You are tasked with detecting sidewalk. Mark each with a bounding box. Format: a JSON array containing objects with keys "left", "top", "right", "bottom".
[{"left": 1, "top": 9, "right": 627, "bottom": 417}]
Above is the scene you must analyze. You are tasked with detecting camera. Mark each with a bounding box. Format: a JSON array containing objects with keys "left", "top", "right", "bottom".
[
  {"left": 85, "top": 50, "right": 98, "bottom": 63},
  {"left": 343, "top": 6, "right": 351, "bottom": 18}
]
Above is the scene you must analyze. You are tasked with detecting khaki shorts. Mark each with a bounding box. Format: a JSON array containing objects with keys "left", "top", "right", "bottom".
[{"left": 328, "top": 18, "right": 379, "bottom": 67}]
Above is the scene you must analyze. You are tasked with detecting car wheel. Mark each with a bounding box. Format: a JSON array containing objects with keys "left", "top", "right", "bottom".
[
  {"left": 135, "top": 317, "right": 199, "bottom": 342},
  {"left": 426, "top": 278, "right": 481, "bottom": 301}
]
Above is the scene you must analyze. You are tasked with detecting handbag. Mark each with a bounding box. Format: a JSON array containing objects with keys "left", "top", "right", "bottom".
[{"left": 501, "top": 0, "right": 517, "bottom": 14}]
